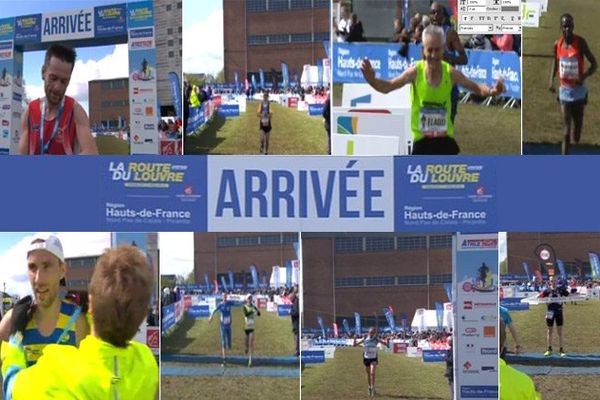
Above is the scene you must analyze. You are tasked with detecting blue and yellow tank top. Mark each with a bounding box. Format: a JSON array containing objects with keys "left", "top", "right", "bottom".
[{"left": 22, "top": 300, "right": 79, "bottom": 366}]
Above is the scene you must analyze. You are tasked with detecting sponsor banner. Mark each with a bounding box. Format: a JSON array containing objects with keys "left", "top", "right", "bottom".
[
  {"left": 334, "top": 43, "right": 520, "bottom": 99},
  {"left": 395, "top": 158, "right": 497, "bottom": 232},
  {"left": 301, "top": 350, "right": 325, "bottom": 364},
  {"left": 188, "top": 305, "right": 210, "bottom": 318},
  {"left": 308, "top": 103, "right": 324, "bottom": 116},
  {"left": 407, "top": 346, "right": 423, "bottom": 358},
  {"left": 41, "top": 8, "right": 94, "bottom": 42},
  {"left": 422, "top": 349, "right": 448, "bottom": 363},
  {"left": 218, "top": 104, "right": 240, "bottom": 117},
  {"left": 94, "top": 3, "right": 127, "bottom": 38},
  {"left": 454, "top": 233, "right": 498, "bottom": 400},
  {"left": 146, "top": 327, "right": 159, "bottom": 355},
  {"left": 460, "top": 386, "right": 498, "bottom": 399},
  {"left": 522, "top": 2, "right": 541, "bottom": 28},
  {"left": 287, "top": 97, "right": 299, "bottom": 108},
  {"left": 341, "top": 83, "right": 411, "bottom": 108},
  {"left": 128, "top": 27, "right": 155, "bottom": 51},
  {"left": 160, "top": 140, "right": 182, "bottom": 155},
  {"left": 207, "top": 156, "right": 394, "bottom": 232},
  {"left": 500, "top": 298, "right": 529, "bottom": 311},
  {"left": 14, "top": 14, "right": 42, "bottom": 44},
  {"left": 0, "top": 41, "right": 13, "bottom": 60},
  {"left": 332, "top": 133, "right": 403, "bottom": 156},
  {"left": 278, "top": 304, "right": 292, "bottom": 317},
  {"left": 393, "top": 342, "right": 408, "bottom": 353},
  {"left": 0, "top": 18, "right": 14, "bottom": 42},
  {"left": 161, "top": 303, "right": 176, "bottom": 333},
  {"left": 99, "top": 157, "right": 207, "bottom": 230},
  {"left": 127, "top": 1, "right": 154, "bottom": 29}
]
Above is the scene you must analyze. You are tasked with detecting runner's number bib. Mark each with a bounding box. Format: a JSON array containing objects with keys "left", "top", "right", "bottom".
[
  {"left": 559, "top": 57, "right": 579, "bottom": 80},
  {"left": 222, "top": 316, "right": 231, "bottom": 325},
  {"left": 419, "top": 106, "right": 448, "bottom": 138},
  {"left": 246, "top": 317, "right": 255, "bottom": 329},
  {"left": 545, "top": 311, "right": 554, "bottom": 320}
]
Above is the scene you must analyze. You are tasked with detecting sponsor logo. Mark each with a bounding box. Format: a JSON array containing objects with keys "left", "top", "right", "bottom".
[
  {"left": 145, "top": 106, "right": 153, "bottom": 116},
  {"left": 1, "top": 119, "right": 8, "bottom": 126},
  {"left": 465, "top": 343, "right": 475, "bottom": 353},
  {"left": 481, "top": 315, "right": 497, "bottom": 321},
  {"left": 184, "top": 186, "right": 193, "bottom": 195},
  {"left": 143, "top": 123, "right": 155, "bottom": 130},
  {"left": 463, "top": 301, "right": 473, "bottom": 310},
  {"left": 540, "top": 249, "right": 550, "bottom": 261},
  {"left": 461, "top": 315, "right": 478, "bottom": 322},
  {"left": 483, "top": 326, "right": 496, "bottom": 338},
  {"left": 474, "top": 302, "right": 497, "bottom": 308},
  {"left": 463, "top": 361, "right": 479, "bottom": 374},
  {"left": 2, "top": 104, "right": 9, "bottom": 110},
  {"left": 481, "top": 348, "right": 498, "bottom": 355},
  {"left": 462, "top": 327, "right": 479, "bottom": 337},
  {"left": 481, "top": 366, "right": 496, "bottom": 372}
]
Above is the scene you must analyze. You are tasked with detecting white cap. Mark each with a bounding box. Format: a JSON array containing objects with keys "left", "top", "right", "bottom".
[{"left": 27, "top": 235, "right": 64, "bottom": 263}]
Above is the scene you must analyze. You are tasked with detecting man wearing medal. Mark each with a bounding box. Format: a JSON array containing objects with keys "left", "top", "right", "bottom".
[
  {"left": 360, "top": 25, "right": 505, "bottom": 155},
  {"left": 18, "top": 44, "right": 98, "bottom": 155}
]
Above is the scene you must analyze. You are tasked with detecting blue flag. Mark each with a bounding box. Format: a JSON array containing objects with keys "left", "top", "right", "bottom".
[
  {"left": 168, "top": 72, "right": 182, "bottom": 119},
  {"left": 259, "top": 68, "right": 265, "bottom": 89},
  {"left": 435, "top": 302, "right": 444, "bottom": 332},
  {"left": 443, "top": 282, "right": 452, "bottom": 302},
  {"left": 285, "top": 260, "right": 293, "bottom": 288},
  {"left": 383, "top": 307, "right": 396, "bottom": 331},
  {"left": 322, "top": 40, "right": 330, "bottom": 59},
  {"left": 342, "top": 319, "right": 351, "bottom": 336},
  {"left": 281, "top": 62, "right": 289, "bottom": 89},
  {"left": 228, "top": 270, "right": 235, "bottom": 290},
  {"left": 317, "top": 59, "right": 323, "bottom": 87},
  {"left": 250, "top": 264, "right": 259, "bottom": 289},
  {"left": 317, "top": 316, "right": 326, "bottom": 338},
  {"left": 220, "top": 276, "right": 228, "bottom": 292},
  {"left": 522, "top": 262, "right": 531, "bottom": 281},
  {"left": 557, "top": 259, "right": 567, "bottom": 279},
  {"left": 590, "top": 252, "right": 600, "bottom": 279},
  {"left": 251, "top": 74, "right": 256, "bottom": 89},
  {"left": 354, "top": 312, "right": 362, "bottom": 335},
  {"left": 234, "top": 71, "right": 239, "bottom": 92},
  {"left": 204, "top": 273, "right": 211, "bottom": 292},
  {"left": 400, "top": 313, "right": 408, "bottom": 331}
]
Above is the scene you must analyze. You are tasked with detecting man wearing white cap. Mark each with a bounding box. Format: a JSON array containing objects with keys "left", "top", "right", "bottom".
[{"left": 0, "top": 234, "right": 89, "bottom": 366}]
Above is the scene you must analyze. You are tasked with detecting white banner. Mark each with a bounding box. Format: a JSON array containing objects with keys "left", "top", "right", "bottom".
[
  {"left": 522, "top": 2, "right": 541, "bottom": 28},
  {"left": 42, "top": 8, "right": 95, "bottom": 42}
]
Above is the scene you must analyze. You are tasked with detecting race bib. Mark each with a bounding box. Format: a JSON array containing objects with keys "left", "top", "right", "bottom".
[
  {"left": 261, "top": 116, "right": 270, "bottom": 126},
  {"left": 419, "top": 106, "right": 448, "bottom": 138},
  {"left": 545, "top": 311, "right": 554, "bottom": 320},
  {"left": 222, "top": 316, "right": 231, "bottom": 325},
  {"left": 246, "top": 317, "right": 255, "bottom": 328},
  {"left": 559, "top": 57, "right": 579, "bottom": 80},
  {"left": 364, "top": 349, "right": 377, "bottom": 359}
]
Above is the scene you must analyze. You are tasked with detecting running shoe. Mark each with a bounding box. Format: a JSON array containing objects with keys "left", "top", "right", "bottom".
[
  {"left": 560, "top": 350, "right": 567, "bottom": 357},
  {"left": 543, "top": 350, "right": 552, "bottom": 356},
  {"left": 248, "top": 357, "right": 252, "bottom": 367},
  {"left": 368, "top": 386, "right": 372, "bottom": 397}
]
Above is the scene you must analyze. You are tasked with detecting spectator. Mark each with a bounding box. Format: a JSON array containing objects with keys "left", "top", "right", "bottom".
[
  {"left": 336, "top": 4, "right": 351, "bottom": 42},
  {"left": 347, "top": 14, "right": 366, "bottom": 42}
]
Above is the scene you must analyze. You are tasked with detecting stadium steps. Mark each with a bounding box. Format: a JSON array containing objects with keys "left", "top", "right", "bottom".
[
  {"left": 162, "top": 353, "right": 299, "bottom": 366},
  {"left": 505, "top": 352, "right": 600, "bottom": 367}
]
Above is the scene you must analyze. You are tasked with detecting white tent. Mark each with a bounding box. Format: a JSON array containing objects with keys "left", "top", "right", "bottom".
[{"left": 410, "top": 304, "right": 453, "bottom": 332}]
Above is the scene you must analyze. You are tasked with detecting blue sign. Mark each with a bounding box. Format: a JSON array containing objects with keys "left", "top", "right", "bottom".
[
  {"left": 308, "top": 103, "right": 324, "bottom": 116},
  {"left": 422, "top": 349, "right": 448, "bottom": 363},
  {"left": 162, "top": 303, "right": 176, "bottom": 332},
  {"left": 301, "top": 350, "right": 325, "bottom": 364},
  {"left": 501, "top": 297, "right": 529, "bottom": 311},
  {"left": 94, "top": 3, "right": 127, "bottom": 38},
  {"left": 188, "top": 305, "right": 210, "bottom": 318},
  {"left": 14, "top": 14, "right": 41, "bottom": 44},
  {"left": 0, "top": 18, "right": 14, "bottom": 42},
  {"left": 218, "top": 104, "right": 240, "bottom": 117},
  {"left": 333, "top": 43, "right": 521, "bottom": 99},
  {"left": 278, "top": 304, "right": 292, "bottom": 317},
  {"left": 460, "top": 386, "right": 498, "bottom": 398},
  {"left": 187, "top": 104, "right": 206, "bottom": 134},
  {"left": 394, "top": 157, "right": 497, "bottom": 232},
  {"left": 127, "top": 1, "right": 154, "bottom": 29},
  {"left": 98, "top": 157, "right": 207, "bottom": 231}
]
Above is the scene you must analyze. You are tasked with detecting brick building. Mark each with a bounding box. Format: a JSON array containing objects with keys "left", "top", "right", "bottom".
[{"left": 223, "top": 0, "right": 329, "bottom": 84}]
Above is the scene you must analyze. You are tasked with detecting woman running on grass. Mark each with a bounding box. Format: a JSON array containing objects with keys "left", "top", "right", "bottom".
[{"left": 354, "top": 327, "right": 389, "bottom": 397}]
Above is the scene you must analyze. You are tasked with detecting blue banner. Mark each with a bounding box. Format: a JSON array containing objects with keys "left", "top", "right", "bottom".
[
  {"left": 422, "top": 349, "right": 448, "bottom": 363},
  {"left": 285, "top": 260, "right": 292, "bottom": 288},
  {"left": 218, "top": 104, "right": 240, "bottom": 117},
  {"left": 501, "top": 297, "right": 529, "bottom": 311},
  {"left": 250, "top": 265, "right": 259, "bottom": 289},
  {"left": 394, "top": 157, "right": 497, "bottom": 232},
  {"left": 259, "top": 69, "right": 265, "bottom": 89},
  {"left": 354, "top": 312, "right": 361, "bottom": 335},
  {"left": 317, "top": 59, "right": 323, "bottom": 87},
  {"left": 383, "top": 307, "right": 396, "bottom": 331},
  {"left": 557, "top": 259, "right": 567, "bottom": 279},
  {"left": 204, "top": 273, "right": 211, "bottom": 292},
  {"left": 278, "top": 304, "right": 292, "bottom": 316},
  {"left": 301, "top": 350, "right": 325, "bottom": 364},
  {"left": 169, "top": 72, "right": 182, "bottom": 119},
  {"left": 220, "top": 276, "right": 228, "bottom": 292},
  {"left": 126, "top": 1, "right": 154, "bottom": 29},
  {"left": 188, "top": 305, "right": 210, "bottom": 318},
  {"left": 444, "top": 283, "right": 453, "bottom": 302},
  {"left": 318, "top": 316, "right": 326, "bottom": 338},
  {"left": 234, "top": 72, "right": 239, "bottom": 91},
  {"left": 460, "top": 386, "right": 498, "bottom": 398},
  {"left": 251, "top": 74, "right": 256, "bottom": 90},
  {"left": 435, "top": 302, "right": 444, "bottom": 332},
  {"left": 400, "top": 313, "right": 408, "bottom": 331},
  {"left": 162, "top": 303, "right": 176, "bottom": 332},
  {"left": 522, "top": 262, "right": 531, "bottom": 281},
  {"left": 589, "top": 252, "right": 600, "bottom": 279},
  {"left": 0, "top": 18, "right": 14, "bottom": 42},
  {"left": 187, "top": 103, "right": 205, "bottom": 134},
  {"left": 308, "top": 103, "right": 324, "bottom": 116},
  {"left": 333, "top": 43, "right": 521, "bottom": 99},
  {"left": 342, "top": 319, "right": 351, "bottom": 336},
  {"left": 281, "top": 62, "right": 289, "bottom": 88},
  {"left": 228, "top": 270, "right": 234, "bottom": 291},
  {"left": 94, "top": 3, "right": 127, "bottom": 38},
  {"left": 14, "top": 14, "right": 41, "bottom": 44}
]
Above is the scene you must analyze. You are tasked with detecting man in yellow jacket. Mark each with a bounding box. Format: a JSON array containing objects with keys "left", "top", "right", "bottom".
[{"left": 1, "top": 245, "right": 158, "bottom": 399}]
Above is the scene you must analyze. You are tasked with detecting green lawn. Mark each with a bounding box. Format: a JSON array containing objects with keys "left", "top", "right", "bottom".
[
  {"left": 302, "top": 347, "right": 449, "bottom": 400},
  {"left": 185, "top": 101, "right": 329, "bottom": 155},
  {"left": 161, "top": 376, "right": 299, "bottom": 400},
  {"left": 95, "top": 135, "right": 130, "bottom": 154},
  {"left": 522, "top": 0, "right": 600, "bottom": 151},
  {"left": 162, "top": 307, "right": 296, "bottom": 357},
  {"left": 506, "top": 301, "right": 600, "bottom": 400}
]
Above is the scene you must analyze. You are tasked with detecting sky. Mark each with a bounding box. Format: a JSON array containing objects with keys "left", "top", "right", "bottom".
[
  {"left": 0, "top": 1, "right": 145, "bottom": 114},
  {"left": 0, "top": 231, "right": 193, "bottom": 298},
  {"left": 183, "top": 0, "right": 223, "bottom": 75}
]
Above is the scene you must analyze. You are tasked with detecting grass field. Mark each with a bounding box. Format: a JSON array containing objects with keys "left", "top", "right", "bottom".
[
  {"left": 162, "top": 308, "right": 298, "bottom": 399},
  {"left": 522, "top": 0, "right": 600, "bottom": 152},
  {"left": 301, "top": 347, "right": 449, "bottom": 400},
  {"left": 506, "top": 300, "right": 600, "bottom": 399},
  {"left": 185, "top": 101, "right": 329, "bottom": 155},
  {"left": 162, "top": 307, "right": 296, "bottom": 356},
  {"left": 95, "top": 135, "right": 130, "bottom": 154},
  {"left": 333, "top": 85, "right": 520, "bottom": 155}
]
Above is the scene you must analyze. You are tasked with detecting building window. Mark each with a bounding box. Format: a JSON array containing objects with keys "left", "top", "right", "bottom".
[
  {"left": 178, "top": 26, "right": 182, "bottom": 33},
  {"left": 313, "top": 0, "right": 329, "bottom": 8},
  {"left": 169, "top": 51, "right": 174, "bottom": 58},
  {"left": 365, "top": 276, "right": 395, "bottom": 287},
  {"left": 238, "top": 236, "right": 259, "bottom": 246},
  {"left": 430, "top": 274, "right": 452, "bottom": 284},
  {"left": 291, "top": 33, "right": 311, "bottom": 43},
  {"left": 397, "top": 275, "right": 427, "bottom": 285},
  {"left": 179, "top": 38, "right": 182, "bottom": 45},
  {"left": 166, "top": 4, "right": 172, "bottom": 11},
  {"left": 268, "top": 34, "right": 289, "bottom": 44},
  {"left": 291, "top": 0, "right": 312, "bottom": 9},
  {"left": 335, "top": 277, "right": 364, "bottom": 287},
  {"left": 217, "top": 237, "right": 237, "bottom": 247},
  {"left": 167, "top": 28, "right": 173, "bottom": 35},
  {"left": 168, "top": 40, "right": 174, "bottom": 47},
  {"left": 282, "top": 234, "right": 297, "bottom": 244},
  {"left": 365, "top": 237, "right": 394, "bottom": 252},
  {"left": 260, "top": 235, "right": 281, "bottom": 245},
  {"left": 248, "top": 35, "right": 268, "bottom": 45},
  {"left": 335, "top": 237, "right": 363, "bottom": 253},
  {"left": 397, "top": 236, "right": 426, "bottom": 250},
  {"left": 269, "top": 0, "right": 289, "bottom": 11},
  {"left": 430, "top": 234, "right": 452, "bottom": 248},
  {"left": 177, "top": 2, "right": 182, "bottom": 9},
  {"left": 247, "top": 0, "right": 267, "bottom": 12},
  {"left": 313, "top": 32, "right": 330, "bottom": 42}
]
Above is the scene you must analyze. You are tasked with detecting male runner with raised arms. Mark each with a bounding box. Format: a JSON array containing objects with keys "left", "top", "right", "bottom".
[{"left": 209, "top": 292, "right": 235, "bottom": 366}]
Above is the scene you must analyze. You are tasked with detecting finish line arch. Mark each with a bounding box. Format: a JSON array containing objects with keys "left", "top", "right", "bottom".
[{"left": 0, "top": 1, "right": 160, "bottom": 154}]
